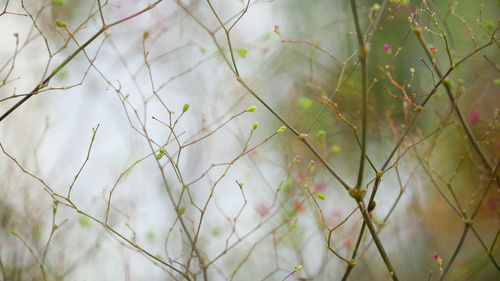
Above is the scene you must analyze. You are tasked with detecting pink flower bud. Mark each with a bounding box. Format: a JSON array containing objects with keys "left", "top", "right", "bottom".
[
  {"left": 470, "top": 109, "right": 480, "bottom": 125},
  {"left": 383, "top": 44, "right": 391, "bottom": 51}
]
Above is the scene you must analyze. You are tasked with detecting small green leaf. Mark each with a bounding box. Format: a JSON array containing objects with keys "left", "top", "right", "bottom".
[
  {"left": 79, "top": 217, "right": 90, "bottom": 227},
  {"left": 277, "top": 126, "right": 286, "bottom": 134},
  {"left": 252, "top": 122, "right": 259, "bottom": 130},
  {"left": 247, "top": 105, "right": 257, "bottom": 112},
  {"left": 444, "top": 79, "right": 455, "bottom": 89},
  {"left": 211, "top": 228, "right": 220, "bottom": 236},
  {"left": 295, "top": 265, "right": 303, "bottom": 271},
  {"left": 315, "top": 193, "right": 326, "bottom": 200},
  {"left": 317, "top": 130, "right": 325, "bottom": 138},
  {"left": 155, "top": 152, "right": 164, "bottom": 160},
  {"left": 159, "top": 147, "right": 165, "bottom": 154},
  {"left": 298, "top": 97, "right": 313, "bottom": 110},
  {"left": 331, "top": 145, "right": 341, "bottom": 154},
  {"left": 55, "top": 20, "right": 67, "bottom": 28},
  {"left": 182, "top": 103, "right": 190, "bottom": 113},
  {"left": 178, "top": 206, "right": 185, "bottom": 216},
  {"left": 237, "top": 47, "right": 247, "bottom": 58},
  {"left": 485, "top": 20, "right": 495, "bottom": 30}
]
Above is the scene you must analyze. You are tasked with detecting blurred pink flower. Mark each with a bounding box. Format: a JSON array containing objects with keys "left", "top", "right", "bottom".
[
  {"left": 383, "top": 44, "right": 391, "bottom": 51},
  {"left": 429, "top": 46, "right": 437, "bottom": 53},
  {"left": 249, "top": 149, "right": 258, "bottom": 156},
  {"left": 329, "top": 208, "right": 342, "bottom": 218},
  {"left": 293, "top": 200, "right": 306, "bottom": 212},
  {"left": 294, "top": 155, "right": 301, "bottom": 164},
  {"left": 433, "top": 252, "right": 441, "bottom": 260},
  {"left": 470, "top": 109, "right": 480, "bottom": 125},
  {"left": 343, "top": 240, "right": 353, "bottom": 249},
  {"left": 487, "top": 197, "right": 499, "bottom": 211},
  {"left": 312, "top": 182, "right": 327, "bottom": 193},
  {"left": 255, "top": 202, "right": 272, "bottom": 216},
  {"left": 296, "top": 170, "right": 307, "bottom": 182},
  {"left": 273, "top": 24, "right": 280, "bottom": 35}
]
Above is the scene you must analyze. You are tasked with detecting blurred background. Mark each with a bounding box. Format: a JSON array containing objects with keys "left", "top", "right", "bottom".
[{"left": 0, "top": 0, "right": 499, "bottom": 280}]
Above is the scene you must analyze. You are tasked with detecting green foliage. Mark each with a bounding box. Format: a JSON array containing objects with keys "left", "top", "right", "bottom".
[
  {"left": 55, "top": 20, "right": 68, "bottom": 28},
  {"left": 237, "top": 47, "right": 247, "bottom": 58}
]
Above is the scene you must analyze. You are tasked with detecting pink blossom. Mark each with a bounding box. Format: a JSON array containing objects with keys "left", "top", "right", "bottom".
[
  {"left": 312, "top": 182, "right": 327, "bottom": 193},
  {"left": 294, "top": 155, "right": 301, "bottom": 164},
  {"left": 383, "top": 44, "right": 391, "bottom": 51},
  {"left": 470, "top": 109, "right": 480, "bottom": 125},
  {"left": 296, "top": 170, "right": 307, "bottom": 182},
  {"left": 433, "top": 252, "right": 441, "bottom": 260},
  {"left": 429, "top": 46, "right": 437, "bottom": 53},
  {"left": 343, "top": 240, "right": 353, "bottom": 249},
  {"left": 329, "top": 208, "right": 342, "bottom": 218},
  {"left": 255, "top": 202, "right": 272, "bottom": 216},
  {"left": 293, "top": 200, "right": 306, "bottom": 212},
  {"left": 487, "top": 197, "right": 499, "bottom": 210},
  {"left": 273, "top": 24, "right": 280, "bottom": 35}
]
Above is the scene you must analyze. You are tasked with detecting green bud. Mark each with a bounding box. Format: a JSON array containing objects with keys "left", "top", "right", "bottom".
[
  {"left": 315, "top": 193, "right": 326, "bottom": 200},
  {"left": 199, "top": 46, "right": 207, "bottom": 54},
  {"left": 348, "top": 187, "right": 366, "bottom": 201},
  {"left": 178, "top": 206, "right": 186, "bottom": 216},
  {"left": 143, "top": 31, "right": 149, "bottom": 40},
  {"left": 295, "top": 265, "right": 303, "bottom": 271},
  {"left": 11, "top": 230, "right": 18, "bottom": 236},
  {"left": 372, "top": 3, "right": 380, "bottom": 11},
  {"left": 252, "top": 122, "right": 259, "bottom": 130},
  {"left": 298, "top": 97, "right": 313, "bottom": 110},
  {"left": 317, "top": 130, "right": 326, "bottom": 138},
  {"left": 155, "top": 152, "right": 164, "bottom": 160},
  {"left": 159, "top": 147, "right": 165, "bottom": 154},
  {"left": 56, "top": 20, "right": 68, "bottom": 28},
  {"left": 247, "top": 105, "right": 257, "bottom": 112},
  {"left": 277, "top": 126, "right": 286, "bottom": 134},
  {"left": 182, "top": 103, "right": 190, "bottom": 113},
  {"left": 331, "top": 145, "right": 341, "bottom": 154},
  {"left": 237, "top": 47, "right": 247, "bottom": 58},
  {"left": 485, "top": 20, "right": 495, "bottom": 30},
  {"left": 444, "top": 79, "right": 455, "bottom": 89},
  {"left": 79, "top": 217, "right": 90, "bottom": 227},
  {"left": 494, "top": 78, "right": 500, "bottom": 85}
]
